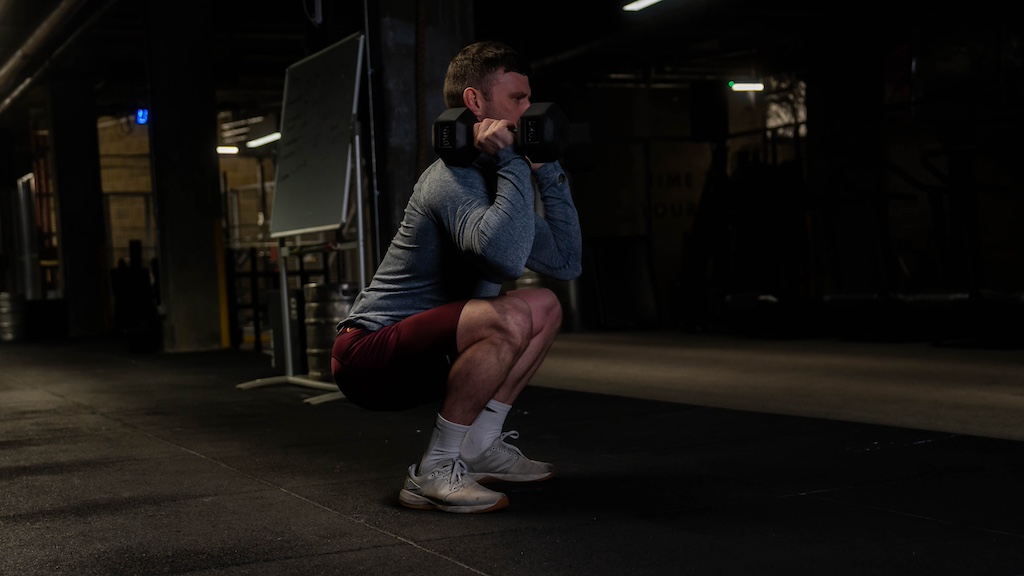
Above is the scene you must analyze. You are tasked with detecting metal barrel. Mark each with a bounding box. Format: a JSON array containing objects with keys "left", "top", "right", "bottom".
[
  {"left": 0, "top": 292, "right": 25, "bottom": 343},
  {"left": 303, "top": 282, "right": 359, "bottom": 382}
]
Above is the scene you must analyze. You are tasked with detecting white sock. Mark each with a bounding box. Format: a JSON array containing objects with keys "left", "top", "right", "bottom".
[
  {"left": 461, "top": 399, "right": 512, "bottom": 459},
  {"left": 419, "top": 414, "right": 470, "bottom": 474}
]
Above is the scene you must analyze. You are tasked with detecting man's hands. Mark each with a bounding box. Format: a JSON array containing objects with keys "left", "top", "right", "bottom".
[
  {"left": 474, "top": 119, "right": 544, "bottom": 169},
  {"left": 433, "top": 103, "right": 568, "bottom": 169},
  {"left": 472, "top": 118, "right": 517, "bottom": 156}
]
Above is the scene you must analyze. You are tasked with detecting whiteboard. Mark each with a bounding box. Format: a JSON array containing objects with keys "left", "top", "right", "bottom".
[{"left": 270, "top": 32, "right": 365, "bottom": 238}]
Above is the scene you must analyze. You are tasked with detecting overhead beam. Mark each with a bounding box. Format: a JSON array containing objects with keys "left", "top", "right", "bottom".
[{"left": 0, "top": 0, "right": 86, "bottom": 95}]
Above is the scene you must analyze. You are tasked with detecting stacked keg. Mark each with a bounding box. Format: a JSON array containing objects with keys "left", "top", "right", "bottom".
[
  {"left": 303, "top": 282, "right": 359, "bottom": 382},
  {"left": 0, "top": 292, "right": 24, "bottom": 342}
]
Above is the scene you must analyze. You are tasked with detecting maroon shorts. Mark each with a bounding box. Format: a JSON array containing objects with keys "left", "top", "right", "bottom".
[{"left": 330, "top": 300, "right": 468, "bottom": 411}]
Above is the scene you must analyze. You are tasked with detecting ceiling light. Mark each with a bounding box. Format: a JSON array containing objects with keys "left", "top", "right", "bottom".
[
  {"left": 729, "top": 81, "right": 764, "bottom": 92},
  {"left": 246, "top": 132, "right": 281, "bottom": 148},
  {"left": 217, "top": 146, "right": 239, "bottom": 155},
  {"left": 622, "top": 0, "right": 665, "bottom": 11},
  {"left": 220, "top": 116, "right": 265, "bottom": 130}
]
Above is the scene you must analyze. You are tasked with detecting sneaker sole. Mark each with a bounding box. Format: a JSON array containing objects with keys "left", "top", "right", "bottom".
[
  {"left": 398, "top": 490, "right": 509, "bottom": 513},
  {"left": 467, "top": 471, "right": 554, "bottom": 484}
]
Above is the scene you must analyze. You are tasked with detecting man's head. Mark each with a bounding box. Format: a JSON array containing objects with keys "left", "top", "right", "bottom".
[{"left": 443, "top": 41, "right": 533, "bottom": 123}]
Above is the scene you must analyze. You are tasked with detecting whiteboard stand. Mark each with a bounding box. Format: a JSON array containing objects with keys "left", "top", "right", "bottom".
[
  {"left": 235, "top": 240, "right": 341, "bottom": 395},
  {"left": 237, "top": 32, "right": 369, "bottom": 404},
  {"left": 237, "top": 121, "right": 367, "bottom": 404}
]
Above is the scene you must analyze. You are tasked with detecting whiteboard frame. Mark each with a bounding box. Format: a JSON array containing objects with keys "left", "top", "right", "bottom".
[{"left": 269, "top": 32, "right": 365, "bottom": 239}]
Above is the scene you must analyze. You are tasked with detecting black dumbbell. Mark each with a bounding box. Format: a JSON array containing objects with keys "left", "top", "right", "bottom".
[{"left": 432, "top": 102, "right": 570, "bottom": 167}]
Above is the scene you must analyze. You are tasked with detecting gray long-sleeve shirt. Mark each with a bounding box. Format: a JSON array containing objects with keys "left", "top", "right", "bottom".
[{"left": 341, "top": 147, "right": 582, "bottom": 332}]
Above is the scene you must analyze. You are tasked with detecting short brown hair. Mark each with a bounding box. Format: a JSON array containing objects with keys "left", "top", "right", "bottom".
[{"left": 442, "top": 41, "right": 531, "bottom": 108}]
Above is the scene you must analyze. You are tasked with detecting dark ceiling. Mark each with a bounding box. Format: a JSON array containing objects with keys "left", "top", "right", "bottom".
[
  {"left": 0, "top": 0, "right": 1016, "bottom": 133},
  {"left": 0, "top": 1, "right": 845, "bottom": 121},
  {"left": 0, "top": 0, "right": 312, "bottom": 126},
  {"left": 477, "top": 0, "right": 823, "bottom": 83}
]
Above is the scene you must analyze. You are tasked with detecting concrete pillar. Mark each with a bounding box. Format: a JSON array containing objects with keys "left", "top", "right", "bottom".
[
  {"left": 0, "top": 118, "right": 30, "bottom": 185},
  {"left": 146, "top": 0, "right": 224, "bottom": 351},
  {"left": 0, "top": 123, "right": 26, "bottom": 295},
  {"left": 804, "top": 26, "right": 891, "bottom": 297},
  {"left": 50, "top": 68, "right": 108, "bottom": 337},
  {"left": 368, "top": 0, "right": 473, "bottom": 257}
]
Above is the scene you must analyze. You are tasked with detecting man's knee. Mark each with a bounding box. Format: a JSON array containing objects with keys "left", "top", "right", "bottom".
[
  {"left": 538, "top": 288, "right": 563, "bottom": 328},
  {"left": 521, "top": 287, "right": 562, "bottom": 331},
  {"left": 495, "top": 296, "right": 534, "bottom": 351},
  {"left": 461, "top": 296, "right": 533, "bottom": 352}
]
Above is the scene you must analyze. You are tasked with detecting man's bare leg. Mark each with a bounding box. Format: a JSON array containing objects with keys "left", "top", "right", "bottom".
[
  {"left": 459, "top": 288, "right": 563, "bottom": 481},
  {"left": 443, "top": 287, "right": 562, "bottom": 424},
  {"left": 493, "top": 288, "right": 563, "bottom": 403},
  {"left": 442, "top": 294, "right": 533, "bottom": 425},
  {"left": 417, "top": 288, "right": 562, "bottom": 476}
]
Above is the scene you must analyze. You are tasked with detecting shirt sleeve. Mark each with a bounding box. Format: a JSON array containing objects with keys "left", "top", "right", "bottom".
[
  {"left": 525, "top": 161, "right": 583, "bottom": 281},
  {"left": 434, "top": 149, "right": 582, "bottom": 283},
  {"left": 440, "top": 148, "right": 538, "bottom": 281}
]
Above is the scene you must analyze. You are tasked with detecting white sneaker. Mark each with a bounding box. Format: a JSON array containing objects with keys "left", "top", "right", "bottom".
[
  {"left": 462, "top": 431, "right": 555, "bottom": 483},
  {"left": 398, "top": 458, "right": 509, "bottom": 513}
]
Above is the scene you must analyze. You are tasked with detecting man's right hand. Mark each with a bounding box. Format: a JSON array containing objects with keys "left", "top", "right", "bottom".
[{"left": 473, "top": 118, "right": 517, "bottom": 156}]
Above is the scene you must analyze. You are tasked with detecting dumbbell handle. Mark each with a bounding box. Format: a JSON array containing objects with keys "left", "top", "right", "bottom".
[{"left": 432, "top": 103, "right": 569, "bottom": 167}]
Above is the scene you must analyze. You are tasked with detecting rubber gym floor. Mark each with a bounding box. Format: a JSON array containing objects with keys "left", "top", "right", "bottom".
[{"left": 2, "top": 329, "right": 1022, "bottom": 575}]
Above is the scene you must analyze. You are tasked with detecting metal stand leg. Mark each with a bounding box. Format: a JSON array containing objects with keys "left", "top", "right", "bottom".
[
  {"left": 236, "top": 240, "right": 344, "bottom": 400},
  {"left": 237, "top": 37, "right": 370, "bottom": 405},
  {"left": 237, "top": 124, "right": 369, "bottom": 404}
]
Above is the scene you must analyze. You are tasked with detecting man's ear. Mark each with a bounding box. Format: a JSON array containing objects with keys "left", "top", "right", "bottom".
[{"left": 464, "top": 87, "right": 484, "bottom": 116}]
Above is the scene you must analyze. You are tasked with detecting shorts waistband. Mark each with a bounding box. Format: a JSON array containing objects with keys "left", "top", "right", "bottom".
[{"left": 339, "top": 320, "right": 367, "bottom": 333}]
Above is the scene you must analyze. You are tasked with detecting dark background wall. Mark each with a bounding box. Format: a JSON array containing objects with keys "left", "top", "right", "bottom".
[{"left": 0, "top": 0, "right": 1019, "bottom": 350}]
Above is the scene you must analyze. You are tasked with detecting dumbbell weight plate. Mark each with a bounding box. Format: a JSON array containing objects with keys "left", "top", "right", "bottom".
[
  {"left": 432, "top": 107, "right": 478, "bottom": 167},
  {"left": 432, "top": 102, "right": 571, "bottom": 167},
  {"left": 516, "top": 102, "right": 569, "bottom": 164}
]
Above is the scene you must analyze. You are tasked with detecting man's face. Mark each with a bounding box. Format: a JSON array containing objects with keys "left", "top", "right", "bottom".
[{"left": 479, "top": 70, "right": 532, "bottom": 124}]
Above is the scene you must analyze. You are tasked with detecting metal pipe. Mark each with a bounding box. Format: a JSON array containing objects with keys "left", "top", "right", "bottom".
[
  {"left": 0, "top": 0, "right": 87, "bottom": 95},
  {"left": 14, "top": 174, "right": 37, "bottom": 299},
  {"left": 0, "top": 0, "right": 121, "bottom": 119}
]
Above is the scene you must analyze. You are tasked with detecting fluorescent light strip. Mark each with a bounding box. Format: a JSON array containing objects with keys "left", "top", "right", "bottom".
[
  {"left": 217, "top": 146, "right": 239, "bottom": 155},
  {"left": 622, "top": 0, "right": 664, "bottom": 11},
  {"left": 729, "top": 82, "right": 764, "bottom": 92},
  {"left": 246, "top": 132, "right": 282, "bottom": 148}
]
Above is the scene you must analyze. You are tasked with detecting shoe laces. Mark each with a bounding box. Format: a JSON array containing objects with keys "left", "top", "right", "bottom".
[
  {"left": 497, "top": 430, "right": 526, "bottom": 457},
  {"left": 443, "top": 458, "right": 469, "bottom": 487}
]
